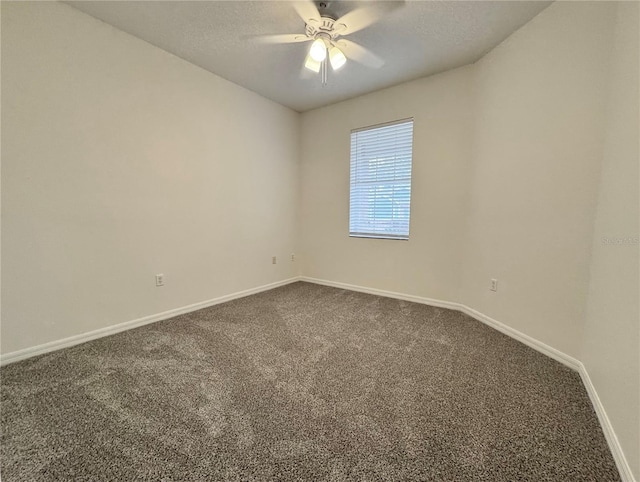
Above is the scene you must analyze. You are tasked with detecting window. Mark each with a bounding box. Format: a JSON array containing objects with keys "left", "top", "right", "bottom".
[{"left": 349, "top": 118, "right": 414, "bottom": 240}]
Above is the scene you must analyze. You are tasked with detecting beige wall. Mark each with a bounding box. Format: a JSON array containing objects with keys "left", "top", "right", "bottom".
[
  {"left": 582, "top": 2, "right": 639, "bottom": 479},
  {"left": 299, "top": 2, "right": 637, "bottom": 475},
  {"left": 459, "top": 2, "right": 616, "bottom": 359},
  {"left": 299, "top": 66, "right": 475, "bottom": 302},
  {"left": 2, "top": 0, "right": 637, "bottom": 477},
  {"left": 1, "top": 2, "right": 300, "bottom": 354},
  {"left": 299, "top": 2, "right": 617, "bottom": 359}
]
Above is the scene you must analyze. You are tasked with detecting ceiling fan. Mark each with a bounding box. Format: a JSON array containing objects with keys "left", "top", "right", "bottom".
[{"left": 256, "top": 1, "right": 399, "bottom": 84}]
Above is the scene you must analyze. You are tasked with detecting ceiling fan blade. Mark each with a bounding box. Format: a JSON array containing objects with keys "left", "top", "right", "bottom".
[
  {"left": 338, "top": 39, "right": 385, "bottom": 69},
  {"left": 292, "top": 1, "right": 321, "bottom": 23},
  {"left": 334, "top": 6, "right": 383, "bottom": 35},
  {"left": 334, "top": 2, "right": 404, "bottom": 36},
  {"left": 253, "top": 34, "right": 312, "bottom": 44}
]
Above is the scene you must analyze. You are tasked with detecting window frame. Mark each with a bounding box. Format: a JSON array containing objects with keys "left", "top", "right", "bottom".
[{"left": 349, "top": 118, "right": 414, "bottom": 241}]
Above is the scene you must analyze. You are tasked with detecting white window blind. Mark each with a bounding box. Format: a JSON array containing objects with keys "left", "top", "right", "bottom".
[{"left": 349, "top": 119, "right": 414, "bottom": 240}]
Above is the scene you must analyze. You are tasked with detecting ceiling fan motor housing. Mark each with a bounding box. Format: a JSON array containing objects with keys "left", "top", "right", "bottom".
[{"left": 305, "top": 16, "right": 345, "bottom": 42}]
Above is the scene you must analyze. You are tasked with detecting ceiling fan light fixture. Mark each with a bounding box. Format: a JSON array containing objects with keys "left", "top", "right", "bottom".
[
  {"left": 304, "top": 54, "right": 322, "bottom": 73},
  {"left": 309, "top": 38, "right": 327, "bottom": 62},
  {"left": 329, "top": 46, "right": 347, "bottom": 70}
]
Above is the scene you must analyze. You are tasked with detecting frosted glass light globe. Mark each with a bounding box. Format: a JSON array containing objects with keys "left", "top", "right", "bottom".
[
  {"left": 329, "top": 46, "right": 347, "bottom": 70},
  {"left": 309, "top": 38, "right": 327, "bottom": 62}
]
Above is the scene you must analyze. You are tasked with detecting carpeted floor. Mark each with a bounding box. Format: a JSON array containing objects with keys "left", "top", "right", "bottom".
[{"left": 1, "top": 282, "right": 620, "bottom": 481}]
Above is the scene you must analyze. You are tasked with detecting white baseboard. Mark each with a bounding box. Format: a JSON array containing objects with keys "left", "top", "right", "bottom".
[
  {"left": 300, "top": 276, "right": 581, "bottom": 370},
  {"left": 459, "top": 304, "right": 581, "bottom": 371},
  {"left": 300, "top": 276, "right": 633, "bottom": 481},
  {"left": 2, "top": 275, "right": 633, "bottom": 480},
  {"left": 0, "top": 277, "right": 301, "bottom": 366},
  {"left": 301, "top": 276, "right": 463, "bottom": 310},
  {"left": 578, "top": 363, "right": 636, "bottom": 482}
]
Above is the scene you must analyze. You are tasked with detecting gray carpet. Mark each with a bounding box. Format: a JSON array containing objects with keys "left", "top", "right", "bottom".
[{"left": 1, "top": 281, "right": 619, "bottom": 481}]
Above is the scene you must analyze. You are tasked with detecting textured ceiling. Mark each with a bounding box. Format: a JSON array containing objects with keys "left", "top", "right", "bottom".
[{"left": 65, "top": 1, "right": 551, "bottom": 112}]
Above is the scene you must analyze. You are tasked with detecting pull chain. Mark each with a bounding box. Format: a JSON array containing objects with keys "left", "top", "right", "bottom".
[{"left": 321, "top": 55, "right": 328, "bottom": 87}]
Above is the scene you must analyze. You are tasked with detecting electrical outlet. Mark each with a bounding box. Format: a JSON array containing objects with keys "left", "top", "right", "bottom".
[
  {"left": 490, "top": 279, "right": 498, "bottom": 292},
  {"left": 156, "top": 274, "right": 164, "bottom": 287},
  {"left": 272, "top": 256, "right": 277, "bottom": 265},
  {"left": 291, "top": 253, "right": 295, "bottom": 262}
]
